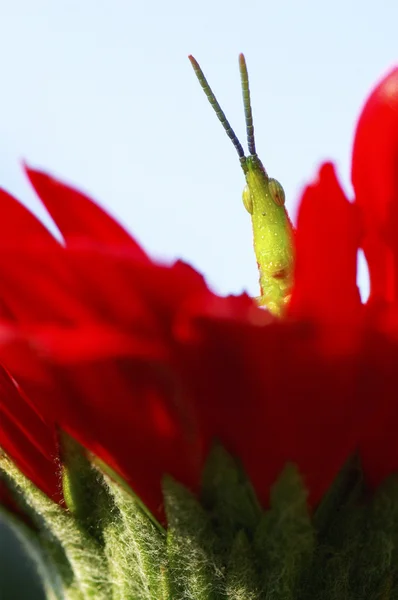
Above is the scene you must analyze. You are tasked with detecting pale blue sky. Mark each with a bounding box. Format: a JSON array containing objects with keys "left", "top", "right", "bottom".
[{"left": 0, "top": 0, "right": 396, "bottom": 300}]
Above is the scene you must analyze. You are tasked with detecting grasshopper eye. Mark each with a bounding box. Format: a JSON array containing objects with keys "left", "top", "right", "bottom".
[
  {"left": 242, "top": 184, "right": 253, "bottom": 214},
  {"left": 269, "top": 178, "right": 285, "bottom": 207}
]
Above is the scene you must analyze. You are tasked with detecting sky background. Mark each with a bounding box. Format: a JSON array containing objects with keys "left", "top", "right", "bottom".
[
  {"left": 0, "top": 1, "right": 397, "bottom": 597},
  {"left": 0, "top": 1, "right": 396, "bottom": 305}
]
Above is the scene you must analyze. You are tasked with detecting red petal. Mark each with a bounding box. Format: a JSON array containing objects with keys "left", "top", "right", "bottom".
[
  {"left": 26, "top": 323, "right": 169, "bottom": 365},
  {"left": 62, "top": 248, "right": 169, "bottom": 330},
  {"left": 0, "top": 365, "right": 55, "bottom": 459},
  {"left": 289, "top": 163, "right": 361, "bottom": 321},
  {"left": 0, "top": 191, "right": 62, "bottom": 320},
  {"left": 25, "top": 166, "right": 150, "bottom": 260},
  {"left": 0, "top": 324, "right": 202, "bottom": 516},
  {"left": 90, "top": 363, "right": 200, "bottom": 512},
  {"left": 357, "top": 308, "right": 398, "bottom": 487},
  {"left": 0, "top": 247, "right": 91, "bottom": 323},
  {"left": 0, "top": 189, "right": 58, "bottom": 246},
  {"left": 0, "top": 364, "right": 60, "bottom": 501},
  {"left": 174, "top": 299, "right": 376, "bottom": 508},
  {"left": 35, "top": 358, "right": 201, "bottom": 515},
  {"left": 351, "top": 67, "right": 398, "bottom": 304},
  {"left": 0, "top": 410, "right": 60, "bottom": 501}
]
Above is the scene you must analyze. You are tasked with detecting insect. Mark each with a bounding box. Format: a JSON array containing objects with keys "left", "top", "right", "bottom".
[{"left": 188, "top": 54, "right": 294, "bottom": 316}]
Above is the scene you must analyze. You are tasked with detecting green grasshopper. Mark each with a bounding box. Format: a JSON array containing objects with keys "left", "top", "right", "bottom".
[{"left": 189, "top": 54, "right": 294, "bottom": 316}]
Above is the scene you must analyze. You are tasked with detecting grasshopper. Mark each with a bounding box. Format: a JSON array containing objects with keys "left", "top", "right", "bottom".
[{"left": 189, "top": 54, "right": 294, "bottom": 316}]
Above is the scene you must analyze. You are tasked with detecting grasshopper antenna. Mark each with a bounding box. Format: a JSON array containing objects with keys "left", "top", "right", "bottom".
[
  {"left": 188, "top": 55, "right": 246, "bottom": 160},
  {"left": 239, "top": 53, "right": 256, "bottom": 157}
]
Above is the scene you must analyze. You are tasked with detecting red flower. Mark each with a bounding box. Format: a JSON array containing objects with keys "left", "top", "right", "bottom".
[{"left": 0, "top": 67, "right": 398, "bottom": 518}]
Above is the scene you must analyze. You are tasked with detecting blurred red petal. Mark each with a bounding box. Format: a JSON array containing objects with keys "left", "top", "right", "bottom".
[
  {"left": 48, "top": 359, "right": 201, "bottom": 513},
  {"left": 352, "top": 68, "right": 398, "bottom": 303},
  {"left": 174, "top": 297, "right": 379, "bottom": 507},
  {"left": 0, "top": 365, "right": 55, "bottom": 457},
  {"left": 357, "top": 308, "right": 398, "bottom": 487},
  {"left": 0, "top": 189, "right": 58, "bottom": 246},
  {"left": 0, "top": 248, "right": 91, "bottom": 323},
  {"left": 0, "top": 409, "right": 60, "bottom": 501},
  {"left": 25, "top": 166, "right": 150, "bottom": 260},
  {"left": 289, "top": 163, "right": 361, "bottom": 322}
]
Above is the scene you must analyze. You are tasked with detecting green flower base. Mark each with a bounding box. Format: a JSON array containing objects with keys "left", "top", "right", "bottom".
[{"left": 1, "top": 439, "right": 397, "bottom": 599}]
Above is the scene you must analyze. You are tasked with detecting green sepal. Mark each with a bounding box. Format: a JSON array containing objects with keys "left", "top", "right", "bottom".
[
  {"left": 163, "top": 475, "right": 222, "bottom": 600},
  {"left": 226, "top": 530, "right": 261, "bottom": 600},
  {"left": 300, "top": 456, "right": 366, "bottom": 599},
  {"left": 94, "top": 461, "right": 167, "bottom": 600},
  {"left": 60, "top": 432, "right": 112, "bottom": 545},
  {"left": 254, "top": 463, "right": 314, "bottom": 599},
  {"left": 90, "top": 453, "right": 161, "bottom": 533},
  {"left": 353, "top": 474, "right": 398, "bottom": 599},
  {"left": 313, "top": 453, "right": 363, "bottom": 538},
  {"left": 201, "top": 443, "right": 262, "bottom": 548},
  {"left": 5, "top": 441, "right": 398, "bottom": 600},
  {"left": 0, "top": 452, "right": 111, "bottom": 599},
  {"left": 63, "top": 435, "right": 169, "bottom": 599}
]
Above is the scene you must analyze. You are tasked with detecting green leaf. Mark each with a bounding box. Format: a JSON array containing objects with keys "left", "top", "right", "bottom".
[
  {"left": 254, "top": 463, "right": 314, "bottom": 600},
  {"left": 163, "top": 475, "right": 223, "bottom": 600}
]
